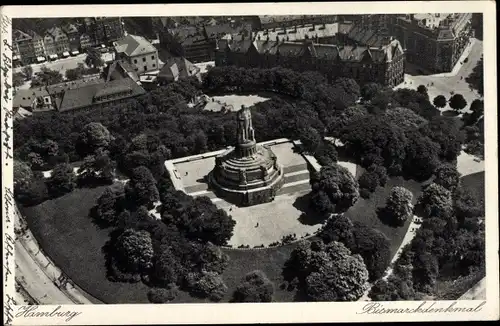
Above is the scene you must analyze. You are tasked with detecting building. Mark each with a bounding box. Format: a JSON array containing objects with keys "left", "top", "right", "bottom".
[
  {"left": 12, "top": 29, "right": 35, "bottom": 65},
  {"left": 27, "top": 31, "right": 46, "bottom": 62},
  {"left": 79, "top": 33, "right": 94, "bottom": 51},
  {"left": 43, "top": 32, "right": 57, "bottom": 58},
  {"left": 157, "top": 56, "right": 201, "bottom": 84},
  {"left": 113, "top": 34, "right": 159, "bottom": 73},
  {"left": 391, "top": 13, "right": 473, "bottom": 73},
  {"left": 62, "top": 24, "right": 81, "bottom": 52},
  {"left": 159, "top": 26, "right": 216, "bottom": 63},
  {"left": 13, "top": 75, "right": 145, "bottom": 113},
  {"left": 86, "top": 17, "right": 124, "bottom": 45},
  {"left": 159, "top": 23, "right": 252, "bottom": 63},
  {"left": 254, "top": 23, "right": 340, "bottom": 44},
  {"left": 209, "top": 105, "right": 285, "bottom": 206},
  {"left": 102, "top": 60, "right": 140, "bottom": 84},
  {"left": 215, "top": 36, "right": 405, "bottom": 87},
  {"left": 257, "top": 15, "right": 338, "bottom": 30},
  {"left": 46, "top": 27, "right": 70, "bottom": 55}
]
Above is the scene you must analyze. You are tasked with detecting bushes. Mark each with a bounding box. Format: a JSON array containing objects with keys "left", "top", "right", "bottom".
[
  {"left": 185, "top": 271, "right": 228, "bottom": 302},
  {"left": 115, "top": 229, "right": 154, "bottom": 274},
  {"left": 233, "top": 270, "right": 274, "bottom": 302},
  {"left": 147, "top": 285, "right": 179, "bottom": 303}
]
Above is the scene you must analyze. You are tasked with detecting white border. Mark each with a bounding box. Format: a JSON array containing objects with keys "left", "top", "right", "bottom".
[{"left": 1, "top": 2, "right": 498, "bottom": 325}]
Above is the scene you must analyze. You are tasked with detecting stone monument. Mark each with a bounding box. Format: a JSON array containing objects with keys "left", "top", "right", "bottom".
[{"left": 209, "top": 105, "right": 285, "bottom": 206}]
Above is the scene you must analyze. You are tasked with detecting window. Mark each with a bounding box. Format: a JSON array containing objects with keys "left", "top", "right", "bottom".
[
  {"left": 135, "top": 68, "right": 138, "bottom": 71},
  {"left": 144, "top": 65, "right": 147, "bottom": 71},
  {"left": 134, "top": 59, "right": 137, "bottom": 64},
  {"left": 151, "top": 55, "right": 155, "bottom": 60},
  {"left": 142, "top": 57, "right": 146, "bottom": 62},
  {"left": 152, "top": 63, "right": 156, "bottom": 68}
]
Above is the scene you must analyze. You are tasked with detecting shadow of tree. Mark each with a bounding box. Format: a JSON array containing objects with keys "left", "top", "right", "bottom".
[
  {"left": 442, "top": 110, "right": 460, "bottom": 117},
  {"left": 376, "top": 206, "right": 405, "bottom": 228},
  {"left": 293, "top": 192, "right": 328, "bottom": 226}
]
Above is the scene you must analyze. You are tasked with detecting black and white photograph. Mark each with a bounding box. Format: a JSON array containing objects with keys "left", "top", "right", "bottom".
[{"left": 1, "top": 2, "right": 498, "bottom": 325}]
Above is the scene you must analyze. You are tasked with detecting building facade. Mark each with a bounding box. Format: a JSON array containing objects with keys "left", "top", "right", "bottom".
[
  {"left": 114, "top": 34, "right": 159, "bottom": 73},
  {"left": 13, "top": 29, "right": 36, "bottom": 65},
  {"left": 27, "top": 31, "right": 46, "bottom": 60},
  {"left": 215, "top": 36, "right": 405, "bottom": 87},
  {"left": 62, "top": 24, "right": 81, "bottom": 52},
  {"left": 391, "top": 13, "right": 473, "bottom": 73},
  {"left": 79, "top": 33, "right": 94, "bottom": 51},
  {"left": 46, "top": 27, "right": 70, "bottom": 55},
  {"left": 257, "top": 15, "right": 338, "bottom": 30}
]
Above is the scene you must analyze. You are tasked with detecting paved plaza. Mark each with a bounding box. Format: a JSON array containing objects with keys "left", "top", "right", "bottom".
[
  {"left": 395, "top": 39, "right": 483, "bottom": 114},
  {"left": 204, "top": 94, "right": 270, "bottom": 112}
]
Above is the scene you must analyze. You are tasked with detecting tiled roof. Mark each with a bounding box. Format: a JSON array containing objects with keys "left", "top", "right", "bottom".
[
  {"left": 346, "top": 25, "right": 395, "bottom": 48},
  {"left": 58, "top": 76, "right": 146, "bottom": 112},
  {"left": 103, "top": 60, "right": 140, "bottom": 83},
  {"left": 256, "top": 23, "right": 339, "bottom": 42},
  {"left": 114, "top": 34, "right": 157, "bottom": 57},
  {"left": 158, "top": 56, "right": 200, "bottom": 81},
  {"left": 218, "top": 38, "right": 403, "bottom": 64},
  {"left": 13, "top": 29, "right": 32, "bottom": 42}
]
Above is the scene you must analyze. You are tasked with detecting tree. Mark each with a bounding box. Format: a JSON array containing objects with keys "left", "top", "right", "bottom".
[
  {"left": 14, "top": 160, "right": 34, "bottom": 192},
  {"left": 65, "top": 67, "right": 83, "bottom": 81},
  {"left": 78, "top": 149, "right": 116, "bottom": 185},
  {"left": 85, "top": 47, "right": 104, "bottom": 69},
  {"left": 448, "top": 94, "right": 467, "bottom": 112},
  {"left": 30, "top": 66, "right": 64, "bottom": 88},
  {"left": 403, "top": 132, "right": 441, "bottom": 181},
  {"left": 417, "top": 85, "right": 428, "bottom": 98},
  {"left": 420, "top": 116, "right": 464, "bottom": 162},
  {"left": 358, "top": 170, "right": 381, "bottom": 194},
  {"left": 115, "top": 229, "right": 154, "bottom": 273},
  {"left": 453, "top": 186, "right": 484, "bottom": 223},
  {"left": 310, "top": 164, "right": 359, "bottom": 214},
  {"left": 93, "top": 184, "right": 125, "bottom": 226},
  {"left": 361, "top": 82, "right": 382, "bottom": 102},
  {"left": 383, "top": 107, "right": 427, "bottom": 131},
  {"left": 351, "top": 222, "right": 392, "bottom": 281},
  {"left": 147, "top": 285, "right": 179, "bottom": 303},
  {"left": 433, "top": 95, "right": 447, "bottom": 108},
  {"left": 46, "top": 163, "right": 76, "bottom": 197},
  {"left": 233, "top": 270, "right": 274, "bottom": 302},
  {"left": 314, "top": 141, "right": 338, "bottom": 166},
  {"left": 367, "top": 164, "right": 388, "bottom": 186},
  {"left": 303, "top": 241, "right": 369, "bottom": 301},
  {"left": 78, "top": 122, "right": 113, "bottom": 155},
  {"left": 299, "top": 126, "right": 322, "bottom": 154},
  {"left": 126, "top": 166, "right": 159, "bottom": 207},
  {"left": 21, "top": 65, "right": 33, "bottom": 80},
  {"left": 369, "top": 273, "right": 416, "bottom": 301},
  {"left": 13, "top": 72, "right": 25, "bottom": 88},
  {"left": 418, "top": 183, "right": 453, "bottom": 219},
  {"left": 465, "top": 56, "right": 483, "bottom": 96},
  {"left": 153, "top": 244, "right": 185, "bottom": 286},
  {"left": 434, "top": 163, "right": 461, "bottom": 191},
  {"left": 320, "top": 214, "right": 355, "bottom": 249},
  {"left": 186, "top": 271, "right": 228, "bottom": 302},
  {"left": 385, "top": 186, "right": 414, "bottom": 225}
]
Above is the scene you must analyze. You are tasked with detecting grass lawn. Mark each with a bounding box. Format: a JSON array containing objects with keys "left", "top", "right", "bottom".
[
  {"left": 345, "top": 176, "right": 423, "bottom": 256},
  {"left": 20, "top": 185, "right": 150, "bottom": 304}
]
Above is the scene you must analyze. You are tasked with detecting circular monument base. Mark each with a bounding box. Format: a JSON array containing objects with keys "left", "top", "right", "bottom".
[{"left": 208, "top": 167, "right": 285, "bottom": 207}]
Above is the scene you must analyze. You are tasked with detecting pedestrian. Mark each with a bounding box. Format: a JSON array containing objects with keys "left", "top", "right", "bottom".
[
  {"left": 255, "top": 222, "right": 259, "bottom": 228},
  {"left": 185, "top": 171, "right": 188, "bottom": 176}
]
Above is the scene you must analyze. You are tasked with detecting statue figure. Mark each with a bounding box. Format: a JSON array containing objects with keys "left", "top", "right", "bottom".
[
  {"left": 236, "top": 105, "right": 254, "bottom": 144},
  {"left": 260, "top": 165, "right": 268, "bottom": 178},
  {"left": 240, "top": 169, "right": 247, "bottom": 184}
]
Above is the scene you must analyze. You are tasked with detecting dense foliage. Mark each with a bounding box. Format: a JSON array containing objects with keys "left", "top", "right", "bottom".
[
  {"left": 287, "top": 240, "right": 369, "bottom": 301},
  {"left": 232, "top": 270, "right": 275, "bottom": 302}
]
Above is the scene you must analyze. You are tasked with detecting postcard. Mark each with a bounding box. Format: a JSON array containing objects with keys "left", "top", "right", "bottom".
[{"left": 1, "top": 2, "right": 498, "bottom": 325}]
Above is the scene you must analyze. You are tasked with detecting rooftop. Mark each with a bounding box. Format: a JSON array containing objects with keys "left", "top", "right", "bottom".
[
  {"left": 158, "top": 56, "right": 201, "bottom": 81},
  {"left": 13, "top": 29, "right": 32, "bottom": 42},
  {"left": 114, "top": 34, "right": 157, "bottom": 57},
  {"left": 255, "top": 23, "right": 339, "bottom": 42}
]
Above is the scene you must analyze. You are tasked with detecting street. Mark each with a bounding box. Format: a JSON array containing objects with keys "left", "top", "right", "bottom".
[{"left": 395, "top": 39, "right": 483, "bottom": 114}]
